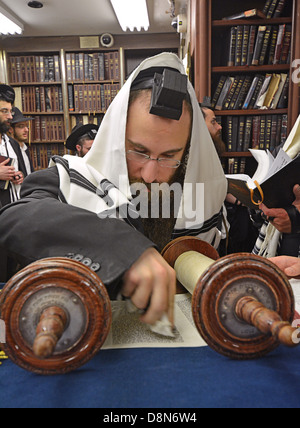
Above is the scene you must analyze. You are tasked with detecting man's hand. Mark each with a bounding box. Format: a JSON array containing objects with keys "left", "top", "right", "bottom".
[
  {"left": 259, "top": 185, "right": 300, "bottom": 234},
  {"left": 0, "top": 158, "right": 16, "bottom": 182},
  {"left": 11, "top": 171, "right": 24, "bottom": 185},
  {"left": 122, "top": 247, "right": 176, "bottom": 326},
  {"left": 269, "top": 256, "right": 300, "bottom": 278}
]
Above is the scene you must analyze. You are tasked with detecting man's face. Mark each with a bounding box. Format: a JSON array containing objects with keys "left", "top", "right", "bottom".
[
  {"left": 76, "top": 139, "right": 94, "bottom": 157},
  {"left": 204, "top": 108, "right": 222, "bottom": 142},
  {"left": 125, "top": 93, "right": 192, "bottom": 187},
  {"left": 13, "top": 121, "right": 30, "bottom": 144},
  {"left": 0, "top": 101, "right": 13, "bottom": 135}
]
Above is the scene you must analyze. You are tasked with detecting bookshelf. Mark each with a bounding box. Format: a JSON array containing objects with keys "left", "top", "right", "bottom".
[
  {"left": 0, "top": 33, "right": 180, "bottom": 169},
  {"left": 6, "top": 51, "right": 66, "bottom": 170},
  {"left": 190, "top": 0, "right": 300, "bottom": 175},
  {"left": 65, "top": 49, "right": 121, "bottom": 131}
]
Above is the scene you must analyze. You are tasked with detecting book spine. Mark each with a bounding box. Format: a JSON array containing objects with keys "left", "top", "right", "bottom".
[
  {"left": 267, "top": 0, "right": 280, "bottom": 18},
  {"left": 263, "top": 0, "right": 273, "bottom": 15},
  {"left": 227, "top": 27, "right": 237, "bottom": 67},
  {"left": 252, "top": 26, "right": 266, "bottom": 66},
  {"left": 247, "top": 25, "right": 258, "bottom": 66},
  {"left": 259, "top": 25, "right": 272, "bottom": 65},
  {"left": 235, "top": 26, "right": 244, "bottom": 67},
  {"left": 241, "top": 26, "right": 250, "bottom": 66},
  {"left": 273, "top": 24, "right": 286, "bottom": 65},
  {"left": 273, "top": 0, "right": 286, "bottom": 17}
]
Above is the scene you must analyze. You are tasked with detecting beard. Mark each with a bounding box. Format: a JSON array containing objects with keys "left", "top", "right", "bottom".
[
  {"left": 0, "top": 120, "right": 10, "bottom": 136},
  {"left": 129, "top": 148, "right": 189, "bottom": 252}
]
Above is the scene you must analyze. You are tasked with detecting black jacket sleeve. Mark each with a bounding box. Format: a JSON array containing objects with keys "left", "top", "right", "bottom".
[{"left": 0, "top": 166, "right": 154, "bottom": 298}]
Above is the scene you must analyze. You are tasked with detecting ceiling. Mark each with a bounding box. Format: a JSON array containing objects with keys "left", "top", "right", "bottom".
[{"left": 0, "top": 0, "right": 188, "bottom": 38}]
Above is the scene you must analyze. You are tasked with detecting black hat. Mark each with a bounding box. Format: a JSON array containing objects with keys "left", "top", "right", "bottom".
[
  {"left": 0, "top": 84, "right": 15, "bottom": 104},
  {"left": 66, "top": 123, "right": 99, "bottom": 151},
  {"left": 11, "top": 107, "right": 34, "bottom": 124}
]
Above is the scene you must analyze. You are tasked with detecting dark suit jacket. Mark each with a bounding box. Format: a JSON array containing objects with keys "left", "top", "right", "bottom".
[
  {"left": 0, "top": 166, "right": 154, "bottom": 295},
  {"left": 0, "top": 136, "right": 36, "bottom": 281}
]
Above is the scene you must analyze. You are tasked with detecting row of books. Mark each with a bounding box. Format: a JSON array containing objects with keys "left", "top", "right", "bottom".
[
  {"left": 9, "top": 55, "right": 61, "bottom": 84},
  {"left": 263, "top": 0, "right": 287, "bottom": 18},
  {"left": 212, "top": 72, "right": 289, "bottom": 111},
  {"left": 70, "top": 114, "right": 103, "bottom": 129},
  {"left": 223, "top": 113, "right": 288, "bottom": 152},
  {"left": 227, "top": 23, "right": 291, "bottom": 67},
  {"left": 222, "top": 0, "right": 287, "bottom": 20},
  {"left": 66, "top": 51, "right": 120, "bottom": 82},
  {"left": 18, "top": 86, "right": 63, "bottom": 113},
  {"left": 29, "top": 115, "right": 66, "bottom": 143},
  {"left": 29, "top": 143, "right": 66, "bottom": 170},
  {"left": 68, "top": 83, "right": 121, "bottom": 113},
  {"left": 224, "top": 157, "right": 248, "bottom": 175}
]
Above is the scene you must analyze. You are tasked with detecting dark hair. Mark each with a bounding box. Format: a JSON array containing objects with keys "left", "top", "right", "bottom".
[{"left": 0, "top": 85, "right": 15, "bottom": 104}]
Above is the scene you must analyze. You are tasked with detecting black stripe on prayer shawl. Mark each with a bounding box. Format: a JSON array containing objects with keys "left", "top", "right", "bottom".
[
  {"left": 172, "top": 212, "right": 221, "bottom": 239},
  {"left": 52, "top": 155, "right": 70, "bottom": 173},
  {"left": 69, "top": 169, "right": 98, "bottom": 194}
]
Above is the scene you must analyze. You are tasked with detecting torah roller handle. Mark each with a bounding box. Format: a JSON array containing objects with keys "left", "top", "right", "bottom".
[
  {"left": 162, "top": 236, "right": 298, "bottom": 360},
  {"left": 0, "top": 258, "right": 112, "bottom": 375}
]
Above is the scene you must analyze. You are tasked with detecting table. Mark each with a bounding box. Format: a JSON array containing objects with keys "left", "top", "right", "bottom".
[{"left": 1, "top": 345, "right": 300, "bottom": 408}]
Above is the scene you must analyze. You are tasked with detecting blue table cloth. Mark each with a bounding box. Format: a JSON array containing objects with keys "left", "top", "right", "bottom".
[
  {"left": 1, "top": 280, "right": 300, "bottom": 409},
  {"left": 1, "top": 345, "right": 300, "bottom": 408}
]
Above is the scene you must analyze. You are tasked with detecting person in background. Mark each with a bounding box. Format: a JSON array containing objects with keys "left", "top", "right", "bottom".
[
  {"left": 201, "top": 99, "right": 258, "bottom": 255},
  {"left": 9, "top": 107, "right": 34, "bottom": 176},
  {"left": 66, "top": 123, "right": 99, "bottom": 157},
  {"left": 0, "top": 85, "right": 25, "bottom": 208},
  {"left": 0, "top": 86, "right": 26, "bottom": 282},
  {"left": 200, "top": 104, "right": 226, "bottom": 158}
]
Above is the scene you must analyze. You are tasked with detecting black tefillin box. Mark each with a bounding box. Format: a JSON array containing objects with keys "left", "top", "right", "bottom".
[{"left": 150, "top": 69, "right": 188, "bottom": 121}]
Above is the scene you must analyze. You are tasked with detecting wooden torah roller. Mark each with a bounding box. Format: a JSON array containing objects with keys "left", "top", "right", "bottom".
[
  {"left": 162, "top": 237, "right": 298, "bottom": 359},
  {"left": 0, "top": 258, "right": 111, "bottom": 375}
]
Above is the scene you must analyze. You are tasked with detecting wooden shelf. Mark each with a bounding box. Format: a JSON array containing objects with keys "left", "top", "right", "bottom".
[
  {"left": 221, "top": 152, "right": 253, "bottom": 158},
  {"left": 212, "top": 17, "right": 293, "bottom": 27},
  {"left": 215, "top": 108, "right": 288, "bottom": 116},
  {"left": 12, "top": 81, "right": 62, "bottom": 86},
  {"left": 212, "top": 64, "right": 290, "bottom": 73}
]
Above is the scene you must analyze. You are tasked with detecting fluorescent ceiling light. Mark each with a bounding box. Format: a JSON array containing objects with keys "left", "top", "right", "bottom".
[
  {"left": 0, "top": 5, "right": 24, "bottom": 35},
  {"left": 110, "top": 0, "right": 150, "bottom": 32}
]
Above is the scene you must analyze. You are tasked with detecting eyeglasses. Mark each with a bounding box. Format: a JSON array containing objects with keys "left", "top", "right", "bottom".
[
  {"left": 126, "top": 150, "right": 182, "bottom": 169},
  {"left": 0, "top": 108, "right": 14, "bottom": 117}
]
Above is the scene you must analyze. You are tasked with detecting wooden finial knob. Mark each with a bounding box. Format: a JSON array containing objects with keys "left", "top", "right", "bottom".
[
  {"left": 235, "top": 297, "right": 298, "bottom": 348},
  {"left": 33, "top": 306, "right": 68, "bottom": 358},
  {"left": 0, "top": 257, "right": 112, "bottom": 375}
]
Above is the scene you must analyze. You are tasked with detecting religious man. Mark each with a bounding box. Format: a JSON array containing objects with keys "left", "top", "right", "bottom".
[
  {"left": 0, "top": 85, "right": 25, "bottom": 208},
  {"left": 10, "top": 107, "right": 34, "bottom": 177},
  {"left": 66, "top": 123, "right": 98, "bottom": 157},
  {"left": 200, "top": 105, "right": 226, "bottom": 158},
  {"left": 0, "top": 54, "right": 227, "bottom": 327}
]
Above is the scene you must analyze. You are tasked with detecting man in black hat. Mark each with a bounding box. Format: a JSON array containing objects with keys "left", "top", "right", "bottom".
[
  {"left": 66, "top": 123, "right": 98, "bottom": 157},
  {"left": 0, "top": 85, "right": 26, "bottom": 207},
  {"left": 9, "top": 107, "right": 34, "bottom": 176},
  {"left": 0, "top": 85, "right": 27, "bottom": 282}
]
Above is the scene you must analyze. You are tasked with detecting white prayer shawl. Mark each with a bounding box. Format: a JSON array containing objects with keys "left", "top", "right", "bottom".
[
  {"left": 50, "top": 53, "right": 227, "bottom": 248},
  {"left": 0, "top": 134, "right": 20, "bottom": 201},
  {"left": 254, "top": 115, "right": 300, "bottom": 258}
]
